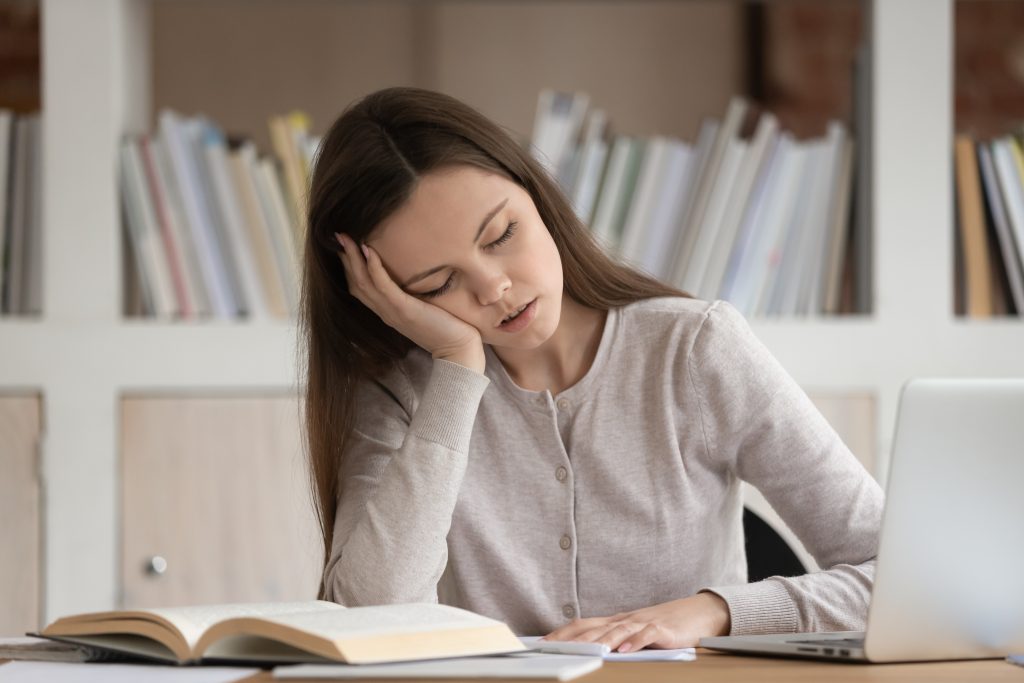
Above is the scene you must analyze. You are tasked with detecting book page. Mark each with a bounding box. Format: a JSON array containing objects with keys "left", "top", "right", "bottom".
[
  {"left": 145, "top": 601, "right": 342, "bottom": 651},
  {"left": 249, "top": 603, "right": 501, "bottom": 642}
]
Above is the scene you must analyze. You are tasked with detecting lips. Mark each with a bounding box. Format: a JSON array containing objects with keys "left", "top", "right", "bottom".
[
  {"left": 497, "top": 299, "right": 533, "bottom": 327},
  {"left": 501, "top": 305, "right": 532, "bottom": 325}
]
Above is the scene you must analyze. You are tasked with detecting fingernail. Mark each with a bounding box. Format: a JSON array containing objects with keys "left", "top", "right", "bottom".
[
  {"left": 334, "top": 233, "right": 345, "bottom": 251},
  {"left": 361, "top": 244, "right": 370, "bottom": 260},
  {"left": 618, "top": 642, "right": 632, "bottom": 653}
]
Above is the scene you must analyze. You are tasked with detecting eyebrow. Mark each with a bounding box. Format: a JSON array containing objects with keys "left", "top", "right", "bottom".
[{"left": 401, "top": 197, "right": 509, "bottom": 289}]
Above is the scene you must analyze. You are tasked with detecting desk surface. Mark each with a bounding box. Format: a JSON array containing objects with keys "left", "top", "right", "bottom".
[
  {"left": 237, "top": 650, "right": 1022, "bottom": 682},
  {"left": 4, "top": 650, "right": 1023, "bottom": 681}
]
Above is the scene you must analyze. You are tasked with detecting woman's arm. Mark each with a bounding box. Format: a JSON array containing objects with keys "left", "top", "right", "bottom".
[
  {"left": 690, "top": 301, "right": 884, "bottom": 634},
  {"left": 322, "top": 357, "right": 490, "bottom": 606}
]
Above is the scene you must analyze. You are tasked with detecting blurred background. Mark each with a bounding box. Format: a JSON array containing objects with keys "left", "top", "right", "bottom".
[{"left": 2, "top": 0, "right": 1023, "bottom": 641}]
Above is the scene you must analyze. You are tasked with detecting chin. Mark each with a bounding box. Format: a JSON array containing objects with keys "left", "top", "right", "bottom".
[{"left": 487, "top": 307, "right": 560, "bottom": 351}]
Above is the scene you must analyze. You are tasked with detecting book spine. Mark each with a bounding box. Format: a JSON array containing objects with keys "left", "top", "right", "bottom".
[
  {"left": 202, "top": 128, "right": 270, "bottom": 321},
  {"left": 159, "top": 110, "right": 236, "bottom": 319},
  {"left": 954, "top": 134, "right": 994, "bottom": 317},
  {"left": 140, "top": 134, "right": 193, "bottom": 318},
  {"left": 978, "top": 142, "right": 1024, "bottom": 313}
]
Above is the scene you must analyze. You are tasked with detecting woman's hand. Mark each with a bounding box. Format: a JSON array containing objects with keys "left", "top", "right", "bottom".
[
  {"left": 541, "top": 593, "right": 731, "bottom": 653},
  {"left": 336, "top": 233, "right": 485, "bottom": 373}
]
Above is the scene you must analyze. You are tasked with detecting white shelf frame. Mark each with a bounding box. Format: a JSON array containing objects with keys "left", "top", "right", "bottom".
[{"left": 5, "top": 0, "right": 1018, "bottom": 622}]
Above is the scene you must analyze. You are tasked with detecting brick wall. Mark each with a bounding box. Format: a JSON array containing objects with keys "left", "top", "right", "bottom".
[
  {"left": 755, "top": 1, "right": 863, "bottom": 139},
  {"left": 955, "top": 0, "right": 1024, "bottom": 137},
  {"left": 0, "top": 0, "right": 40, "bottom": 113},
  {"left": 758, "top": 0, "right": 1024, "bottom": 140},
  {"left": 1, "top": 0, "right": 1022, "bottom": 137}
]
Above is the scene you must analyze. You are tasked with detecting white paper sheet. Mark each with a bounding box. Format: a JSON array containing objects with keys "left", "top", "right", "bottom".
[
  {"left": 0, "top": 661, "right": 258, "bottom": 683},
  {"left": 519, "top": 636, "right": 696, "bottom": 662},
  {"left": 274, "top": 654, "right": 601, "bottom": 680}
]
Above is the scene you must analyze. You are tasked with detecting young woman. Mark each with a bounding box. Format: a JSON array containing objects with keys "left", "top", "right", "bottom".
[{"left": 301, "top": 87, "right": 883, "bottom": 652}]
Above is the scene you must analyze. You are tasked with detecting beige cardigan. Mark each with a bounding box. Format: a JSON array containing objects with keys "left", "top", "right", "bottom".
[{"left": 323, "top": 297, "right": 884, "bottom": 636}]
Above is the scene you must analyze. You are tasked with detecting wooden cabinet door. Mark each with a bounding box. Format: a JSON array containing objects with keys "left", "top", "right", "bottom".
[
  {"left": 0, "top": 396, "right": 41, "bottom": 635},
  {"left": 120, "top": 395, "right": 322, "bottom": 608}
]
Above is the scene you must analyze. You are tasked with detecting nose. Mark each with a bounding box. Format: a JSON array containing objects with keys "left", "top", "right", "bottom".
[{"left": 475, "top": 269, "right": 511, "bottom": 307}]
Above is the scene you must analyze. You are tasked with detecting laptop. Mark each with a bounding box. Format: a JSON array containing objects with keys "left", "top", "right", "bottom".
[{"left": 700, "top": 378, "right": 1024, "bottom": 663}]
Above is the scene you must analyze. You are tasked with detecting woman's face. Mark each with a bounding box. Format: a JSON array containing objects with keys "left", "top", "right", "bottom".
[{"left": 366, "top": 165, "right": 564, "bottom": 350}]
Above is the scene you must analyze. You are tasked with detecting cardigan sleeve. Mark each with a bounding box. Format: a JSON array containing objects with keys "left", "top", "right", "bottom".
[
  {"left": 322, "top": 358, "right": 490, "bottom": 606},
  {"left": 688, "top": 301, "right": 884, "bottom": 635}
]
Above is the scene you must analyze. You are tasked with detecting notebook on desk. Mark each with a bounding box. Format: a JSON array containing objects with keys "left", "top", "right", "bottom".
[{"left": 701, "top": 378, "right": 1024, "bottom": 663}]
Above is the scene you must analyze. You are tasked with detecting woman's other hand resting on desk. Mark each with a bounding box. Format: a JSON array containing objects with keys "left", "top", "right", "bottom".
[
  {"left": 336, "top": 232, "right": 486, "bottom": 374},
  {"left": 542, "top": 592, "right": 731, "bottom": 653}
]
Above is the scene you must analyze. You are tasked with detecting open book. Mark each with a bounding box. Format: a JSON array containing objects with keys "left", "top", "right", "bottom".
[{"left": 38, "top": 600, "right": 525, "bottom": 665}]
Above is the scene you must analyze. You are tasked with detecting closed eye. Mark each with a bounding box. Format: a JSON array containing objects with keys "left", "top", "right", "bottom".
[
  {"left": 485, "top": 221, "right": 518, "bottom": 250},
  {"left": 419, "top": 274, "right": 454, "bottom": 299},
  {"left": 418, "top": 221, "right": 518, "bottom": 299}
]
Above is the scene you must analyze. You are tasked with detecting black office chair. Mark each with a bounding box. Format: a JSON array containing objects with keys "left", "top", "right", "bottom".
[{"left": 743, "top": 507, "right": 807, "bottom": 582}]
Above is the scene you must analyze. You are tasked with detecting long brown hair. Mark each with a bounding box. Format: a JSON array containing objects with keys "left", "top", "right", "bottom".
[{"left": 301, "top": 87, "right": 687, "bottom": 597}]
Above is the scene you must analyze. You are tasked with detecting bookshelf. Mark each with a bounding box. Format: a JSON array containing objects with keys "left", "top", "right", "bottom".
[{"left": 3, "top": 0, "right": 1019, "bottom": 625}]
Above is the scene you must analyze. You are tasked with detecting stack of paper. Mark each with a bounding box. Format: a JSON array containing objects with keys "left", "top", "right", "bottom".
[{"left": 274, "top": 653, "right": 602, "bottom": 681}]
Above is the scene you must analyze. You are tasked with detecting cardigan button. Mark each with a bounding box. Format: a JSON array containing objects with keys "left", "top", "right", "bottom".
[
  {"left": 559, "top": 535, "right": 572, "bottom": 550},
  {"left": 562, "top": 604, "right": 576, "bottom": 619},
  {"left": 556, "top": 398, "right": 570, "bottom": 410},
  {"left": 555, "top": 466, "right": 568, "bottom": 482}
]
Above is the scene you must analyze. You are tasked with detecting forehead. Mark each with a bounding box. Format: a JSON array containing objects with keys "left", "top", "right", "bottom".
[{"left": 374, "top": 165, "right": 515, "bottom": 241}]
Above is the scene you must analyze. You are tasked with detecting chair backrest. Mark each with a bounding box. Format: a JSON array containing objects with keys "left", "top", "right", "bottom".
[{"left": 743, "top": 507, "right": 806, "bottom": 583}]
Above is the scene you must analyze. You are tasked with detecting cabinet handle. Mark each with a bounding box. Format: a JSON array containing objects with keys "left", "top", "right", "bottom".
[{"left": 146, "top": 555, "right": 168, "bottom": 576}]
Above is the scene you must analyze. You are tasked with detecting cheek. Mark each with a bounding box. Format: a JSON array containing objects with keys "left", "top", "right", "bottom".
[{"left": 537, "top": 231, "right": 563, "bottom": 286}]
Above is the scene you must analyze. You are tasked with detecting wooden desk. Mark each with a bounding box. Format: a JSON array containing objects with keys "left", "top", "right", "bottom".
[
  {"left": 237, "top": 650, "right": 1023, "bottom": 682},
  {"left": 4, "top": 650, "right": 1022, "bottom": 681}
]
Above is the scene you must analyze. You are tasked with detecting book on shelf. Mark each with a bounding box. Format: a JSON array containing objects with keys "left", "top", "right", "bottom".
[
  {"left": 530, "top": 90, "right": 862, "bottom": 317},
  {"left": 588, "top": 136, "right": 642, "bottom": 252},
  {"left": 951, "top": 131, "right": 1024, "bottom": 317},
  {"left": 700, "top": 110, "right": 778, "bottom": 302},
  {"left": 0, "top": 109, "right": 12, "bottom": 313},
  {"left": 618, "top": 135, "right": 691, "bottom": 275},
  {"left": 37, "top": 600, "right": 525, "bottom": 666},
  {"left": 977, "top": 142, "right": 1024, "bottom": 313},
  {"left": 720, "top": 130, "right": 788, "bottom": 308},
  {"left": 671, "top": 97, "right": 749, "bottom": 293},
  {"left": 954, "top": 134, "right": 995, "bottom": 317},
  {"left": 269, "top": 112, "right": 313, "bottom": 239},
  {"left": 150, "top": 129, "right": 212, "bottom": 316},
  {"left": 531, "top": 90, "right": 590, "bottom": 190},
  {"left": 568, "top": 107, "right": 609, "bottom": 226},
  {"left": 0, "top": 109, "right": 42, "bottom": 317},
  {"left": 121, "top": 108, "right": 316, "bottom": 320},
  {"left": 634, "top": 138, "right": 695, "bottom": 279},
  {"left": 121, "top": 136, "right": 178, "bottom": 318},
  {"left": 230, "top": 141, "right": 292, "bottom": 319},
  {"left": 821, "top": 135, "right": 855, "bottom": 315},
  {"left": 203, "top": 123, "right": 276, "bottom": 321},
  {"left": 683, "top": 133, "right": 747, "bottom": 297}
]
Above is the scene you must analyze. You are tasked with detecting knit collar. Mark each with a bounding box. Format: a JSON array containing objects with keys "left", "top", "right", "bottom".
[{"left": 483, "top": 305, "right": 618, "bottom": 408}]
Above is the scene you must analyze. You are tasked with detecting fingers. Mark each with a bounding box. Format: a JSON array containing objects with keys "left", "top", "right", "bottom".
[
  {"left": 335, "top": 233, "right": 368, "bottom": 297},
  {"left": 591, "top": 622, "right": 646, "bottom": 651},
  {"left": 544, "top": 616, "right": 643, "bottom": 651},
  {"left": 543, "top": 615, "right": 670, "bottom": 654},
  {"left": 335, "top": 233, "right": 388, "bottom": 313},
  {"left": 617, "top": 623, "right": 665, "bottom": 653},
  {"left": 542, "top": 616, "right": 608, "bottom": 643},
  {"left": 361, "top": 241, "right": 409, "bottom": 310},
  {"left": 336, "top": 232, "right": 426, "bottom": 335}
]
